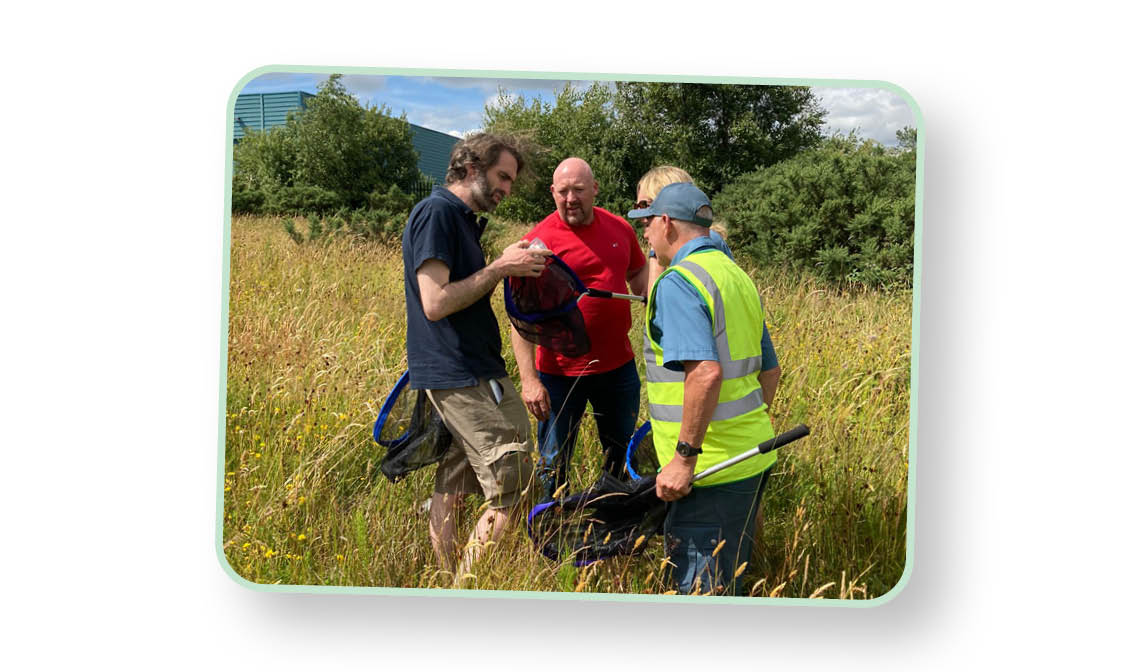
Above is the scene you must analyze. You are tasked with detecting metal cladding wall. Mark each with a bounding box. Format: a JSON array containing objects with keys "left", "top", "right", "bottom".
[
  {"left": 233, "top": 92, "right": 314, "bottom": 139},
  {"left": 408, "top": 125, "right": 459, "bottom": 185}
]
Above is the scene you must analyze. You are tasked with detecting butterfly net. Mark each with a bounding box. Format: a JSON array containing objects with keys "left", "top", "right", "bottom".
[
  {"left": 527, "top": 471, "right": 669, "bottom": 566},
  {"left": 504, "top": 253, "right": 592, "bottom": 358},
  {"left": 372, "top": 371, "right": 453, "bottom": 482}
]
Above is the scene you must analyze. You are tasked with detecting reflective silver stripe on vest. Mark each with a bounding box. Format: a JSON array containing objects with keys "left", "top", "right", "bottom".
[
  {"left": 645, "top": 258, "right": 767, "bottom": 422},
  {"left": 648, "top": 389, "right": 765, "bottom": 423},
  {"left": 645, "top": 260, "right": 765, "bottom": 381},
  {"left": 644, "top": 338, "right": 685, "bottom": 383}
]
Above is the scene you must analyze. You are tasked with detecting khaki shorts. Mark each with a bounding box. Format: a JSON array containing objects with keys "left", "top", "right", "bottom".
[{"left": 426, "top": 377, "right": 535, "bottom": 510}]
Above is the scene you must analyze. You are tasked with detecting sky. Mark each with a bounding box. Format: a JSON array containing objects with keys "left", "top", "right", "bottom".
[{"left": 239, "top": 72, "right": 916, "bottom": 146}]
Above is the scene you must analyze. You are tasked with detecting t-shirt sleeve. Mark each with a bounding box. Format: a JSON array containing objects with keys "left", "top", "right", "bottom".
[
  {"left": 761, "top": 321, "right": 779, "bottom": 370},
  {"left": 410, "top": 202, "right": 455, "bottom": 273},
  {"left": 655, "top": 274, "right": 718, "bottom": 370}
]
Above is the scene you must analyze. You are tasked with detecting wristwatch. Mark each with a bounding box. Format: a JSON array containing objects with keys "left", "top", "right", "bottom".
[{"left": 675, "top": 441, "right": 702, "bottom": 458}]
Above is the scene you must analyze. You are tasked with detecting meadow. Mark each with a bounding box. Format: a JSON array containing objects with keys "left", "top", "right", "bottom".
[{"left": 220, "top": 214, "right": 913, "bottom": 599}]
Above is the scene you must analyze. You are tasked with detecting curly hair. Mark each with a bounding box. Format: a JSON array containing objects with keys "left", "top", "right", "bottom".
[{"left": 445, "top": 132, "right": 526, "bottom": 185}]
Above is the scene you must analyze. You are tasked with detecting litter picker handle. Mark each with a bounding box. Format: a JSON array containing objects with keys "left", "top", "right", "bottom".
[
  {"left": 692, "top": 424, "right": 810, "bottom": 483},
  {"left": 583, "top": 287, "right": 648, "bottom": 304}
]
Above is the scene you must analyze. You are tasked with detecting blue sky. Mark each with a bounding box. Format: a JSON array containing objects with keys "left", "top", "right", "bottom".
[{"left": 240, "top": 72, "right": 915, "bottom": 146}]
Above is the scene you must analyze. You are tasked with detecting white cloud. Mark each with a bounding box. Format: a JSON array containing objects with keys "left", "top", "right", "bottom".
[
  {"left": 340, "top": 74, "right": 387, "bottom": 95},
  {"left": 813, "top": 86, "right": 917, "bottom": 146},
  {"left": 484, "top": 91, "right": 521, "bottom": 112}
]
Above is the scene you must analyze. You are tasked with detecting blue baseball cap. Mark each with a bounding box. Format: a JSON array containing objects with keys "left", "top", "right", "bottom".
[{"left": 627, "top": 182, "right": 713, "bottom": 226}]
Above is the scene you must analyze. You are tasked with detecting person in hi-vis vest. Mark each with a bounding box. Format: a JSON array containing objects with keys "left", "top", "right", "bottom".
[{"left": 629, "top": 182, "right": 777, "bottom": 595}]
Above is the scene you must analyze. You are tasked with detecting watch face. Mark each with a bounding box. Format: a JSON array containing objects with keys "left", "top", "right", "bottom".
[{"left": 677, "top": 442, "right": 700, "bottom": 457}]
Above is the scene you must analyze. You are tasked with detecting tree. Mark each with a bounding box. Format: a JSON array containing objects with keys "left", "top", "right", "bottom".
[
  {"left": 482, "top": 81, "right": 827, "bottom": 221},
  {"left": 612, "top": 83, "right": 826, "bottom": 194},
  {"left": 895, "top": 126, "right": 917, "bottom": 152},
  {"left": 287, "top": 75, "right": 420, "bottom": 207},
  {"left": 231, "top": 74, "right": 421, "bottom": 213},
  {"left": 484, "top": 82, "right": 632, "bottom": 222}
]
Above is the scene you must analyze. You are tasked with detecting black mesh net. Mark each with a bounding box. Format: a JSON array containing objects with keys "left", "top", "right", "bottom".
[
  {"left": 372, "top": 372, "right": 453, "bottom": 483},
  {"left": 528, "top": 424, "right": 813, "bottom": 567},
  {"left": 504, "top": 255, "right": 592, "bottom": 357},
  {"left": 527, "top": 471, "right": 668, "bottom": 566}
]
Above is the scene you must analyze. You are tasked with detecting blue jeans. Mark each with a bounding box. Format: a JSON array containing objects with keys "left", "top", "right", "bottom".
[
  {"left": 664, "top": 469, "right": 771, "bottom": 596},
  {"left": 537, "top": 359, "right": 641, "bottom": 501}
]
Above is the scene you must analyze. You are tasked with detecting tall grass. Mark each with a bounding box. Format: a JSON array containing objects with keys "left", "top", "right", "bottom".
[{"left": 221, "top": 215, "right": 911, "bottom": 598}]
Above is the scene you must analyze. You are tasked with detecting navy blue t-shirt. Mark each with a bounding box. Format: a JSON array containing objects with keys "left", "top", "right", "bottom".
[{"left": 402, "top": 187, "right": 508, "bottom": 390}]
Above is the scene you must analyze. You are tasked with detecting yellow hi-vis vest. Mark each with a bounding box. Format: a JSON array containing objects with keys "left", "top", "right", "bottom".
[{"left": 644, "top": 249, "right": 775, "bottom": 487}]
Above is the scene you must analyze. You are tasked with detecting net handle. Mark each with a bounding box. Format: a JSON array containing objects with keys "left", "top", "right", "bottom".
[
  {"left": 692, "top": 424, "right": 810, "bottom": 483},
  {"left": 582, "top": 287, "right": 647, "bottom": 304}
]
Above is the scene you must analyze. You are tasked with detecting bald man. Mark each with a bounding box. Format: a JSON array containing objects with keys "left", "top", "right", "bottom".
[{"left": 510, "top": 158, "right": 649, "bottom": 501}]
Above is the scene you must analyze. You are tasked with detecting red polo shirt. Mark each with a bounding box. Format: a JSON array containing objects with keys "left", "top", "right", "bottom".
[{"left": 523, "top": 207, "right": 647, "bottom": 376}]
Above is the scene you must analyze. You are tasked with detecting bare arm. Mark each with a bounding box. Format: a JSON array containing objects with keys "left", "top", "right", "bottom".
[
  {"left": 416, "top": 240, "right": 550, "bottom": 322},
  {"left": 656, "top": 360, "right": 723, "bottom": 502},
  {"left": 627, "top": 262, "right": 649, "bottom": 298},
  {"left": 759, "top": 365, "right": 781, "bottom": 408},
  {"left": 510, "top": 327, "right": 550, "bottom": 421}
]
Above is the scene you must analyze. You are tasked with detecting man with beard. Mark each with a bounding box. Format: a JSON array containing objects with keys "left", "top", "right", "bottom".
[
  {"left": 510, "top": 157, "right": 648, "bottom": 501},
  {"left": 402, "top": 133, "right": 552, "bottom": 580}
]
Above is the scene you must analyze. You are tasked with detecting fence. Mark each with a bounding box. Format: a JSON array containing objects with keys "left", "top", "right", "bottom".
[{"left": 408, "top": 174, "right": 436, "bottom": 201}]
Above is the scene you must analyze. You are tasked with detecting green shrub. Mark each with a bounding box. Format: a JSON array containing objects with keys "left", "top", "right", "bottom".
[
  {"left": 266, "top": 185, "right": 344, "bottom": 215},
  {"left": 231, "top": 182, "right": 267, "bottom": 214},
  {"left": 714, "top": 134, "right": 916, "bottom": 289}
]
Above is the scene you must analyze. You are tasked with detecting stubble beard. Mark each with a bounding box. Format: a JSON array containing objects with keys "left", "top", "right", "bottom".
[{"left": 470, "top": 170, "right": 499, "bottom": 213}]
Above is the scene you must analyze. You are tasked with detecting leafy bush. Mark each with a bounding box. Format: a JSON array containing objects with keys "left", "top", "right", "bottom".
[
  {"left": 231, "top": 182, "right": 268, "bottom": 214},
  {"left": 280, "top": 204, "right": 414, "bottom": 246},
  {"left": 714, "top": 133, "right": 917, "bottom": 288},
  {"left": 266, "top": 185, "right": 344, "bottom": 215},
  {"left": 232, "top": 74, "right": 421, "bottom": 213}
]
